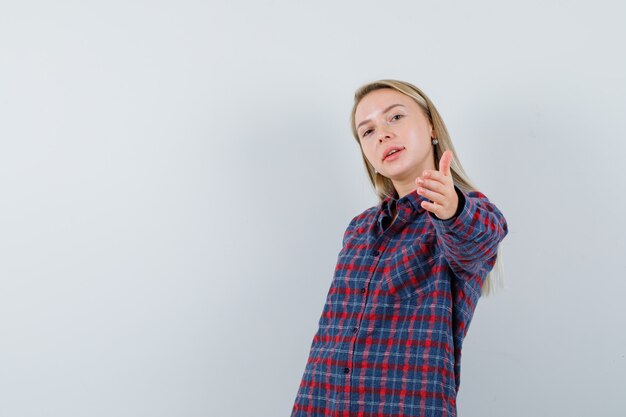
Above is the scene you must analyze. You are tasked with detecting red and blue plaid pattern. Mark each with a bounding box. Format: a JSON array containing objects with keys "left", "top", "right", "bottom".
[{"left": 290, "top": 185, "right": 508, "bottom": 417}]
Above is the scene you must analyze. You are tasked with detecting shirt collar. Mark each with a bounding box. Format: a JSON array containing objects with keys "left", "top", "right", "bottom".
[{"left": 378, "top": 188, "right": 430, "bottom": 230}]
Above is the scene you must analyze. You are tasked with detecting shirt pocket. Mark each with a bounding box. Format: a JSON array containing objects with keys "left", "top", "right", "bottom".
[{"left": 380, "top": 243, "right": 438, "bottom": 301}]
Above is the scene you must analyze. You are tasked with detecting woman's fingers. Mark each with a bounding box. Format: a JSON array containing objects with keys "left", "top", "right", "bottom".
[
  {"left": 415, "top": 177, "right": 446, "bottom": 195},
  {"left": 416, "top": 167, "right": 457, "bottom": 219},
  {"left": 437, "top": 150, "right": 454, "bottom": 176},
  {"left": 421, "top": 169, "right": 448, "bottom": 185},
  {"left": 420, "top": 199, "right": 443, "bottom": 215},
  {"left": 416, "top": 151, "right": 457, "bottom": 219},
  {"left": 415, "top": 186, "right": 445, "bottom": 205}
]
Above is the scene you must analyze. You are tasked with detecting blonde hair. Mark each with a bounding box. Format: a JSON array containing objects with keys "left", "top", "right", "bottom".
[{"left": 349, "top": 79, "right": 505, "bottom": 297}]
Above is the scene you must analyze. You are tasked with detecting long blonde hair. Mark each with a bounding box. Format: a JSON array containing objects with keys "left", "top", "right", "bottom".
[{"left": 349, "top": 79, "right": 505, "bottom": 297}]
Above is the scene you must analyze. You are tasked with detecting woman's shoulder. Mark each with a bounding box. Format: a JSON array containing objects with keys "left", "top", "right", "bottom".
[
  {"left": 339, "top": 204, "right": 379, "bottom": 245},
  {"left": 348, "top": 204, "right": 380, "bottom": 229}
]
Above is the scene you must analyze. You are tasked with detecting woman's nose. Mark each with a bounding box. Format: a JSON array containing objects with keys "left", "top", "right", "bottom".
[{"left": 378, "top": 126, "right": 392, "bottom": 141}]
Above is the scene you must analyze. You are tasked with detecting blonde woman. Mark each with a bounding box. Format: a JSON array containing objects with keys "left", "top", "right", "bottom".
[{"left": 290, "top": 79, "right": 509, "bottom": 417}]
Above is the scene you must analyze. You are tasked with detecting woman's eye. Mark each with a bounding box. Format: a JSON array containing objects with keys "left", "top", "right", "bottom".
[{"left": 361, "top": 115, "right": 402, "bottom": 138}]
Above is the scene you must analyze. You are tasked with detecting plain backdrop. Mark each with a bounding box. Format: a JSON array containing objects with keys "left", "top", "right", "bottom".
[{"left": 1, "top": 1, "right": 625, "bottom": 416}]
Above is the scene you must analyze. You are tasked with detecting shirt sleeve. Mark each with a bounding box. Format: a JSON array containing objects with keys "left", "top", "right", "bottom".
[
  {"left": 428, "top": 184, "right": 508, "bottom": 272},
  {"left": 427, "top": 185, "right": 509, "bottom": 340}
]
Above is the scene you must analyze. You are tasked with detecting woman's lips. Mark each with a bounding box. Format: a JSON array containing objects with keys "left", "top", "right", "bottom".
[{"left": 383, "top": 149, "right": 404, "bottom": 161}]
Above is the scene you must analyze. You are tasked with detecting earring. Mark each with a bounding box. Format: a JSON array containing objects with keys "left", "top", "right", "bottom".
[{"left": 432, "top": 138, "right": 438, "bottom": 145}]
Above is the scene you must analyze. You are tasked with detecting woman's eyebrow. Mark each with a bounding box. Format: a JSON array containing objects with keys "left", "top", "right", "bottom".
[{"left": 357, "top": 104, "right": 406, "bottom": 130}]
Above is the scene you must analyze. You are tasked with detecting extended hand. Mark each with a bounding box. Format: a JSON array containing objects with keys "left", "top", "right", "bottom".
[{"left": 414, "top": 150, "right": 458, "bottom": 220}]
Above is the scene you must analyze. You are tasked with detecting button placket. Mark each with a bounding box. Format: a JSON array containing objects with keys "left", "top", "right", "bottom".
[{"left": 346, "top": 236, "right": 389, "bottom": 408}]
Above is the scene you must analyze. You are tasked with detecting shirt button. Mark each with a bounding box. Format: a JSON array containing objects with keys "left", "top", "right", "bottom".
[
  {"left": 353, "top": 327, "right": 358, "bottom": 333},
  {"left": 360, "top": 288, "right": 366, "bottom": 294},
  {"left": 344, "top": 367, "right": 350, "bottom": 374},
  {"left": 371, "top": 250, "right": 380, "bottom": 257}
]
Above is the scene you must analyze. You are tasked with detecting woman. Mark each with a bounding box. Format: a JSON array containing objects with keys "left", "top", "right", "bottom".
[{"left": 290, "top": 79, "right": 509, "bottom": 417}]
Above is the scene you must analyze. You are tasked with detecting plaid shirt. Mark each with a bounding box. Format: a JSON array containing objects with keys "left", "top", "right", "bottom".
[{"left": 290, "top": 185, "right": 508, "bottom": 417}]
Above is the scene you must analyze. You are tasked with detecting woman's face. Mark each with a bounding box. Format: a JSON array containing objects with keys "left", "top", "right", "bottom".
[{"left": 354, "top": 88, "right": 436, "bottom": 192}]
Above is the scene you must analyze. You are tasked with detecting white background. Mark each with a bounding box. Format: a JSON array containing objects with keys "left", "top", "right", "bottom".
[{"left": 1, "top": 1, "right": 624, "bottom": 416}]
